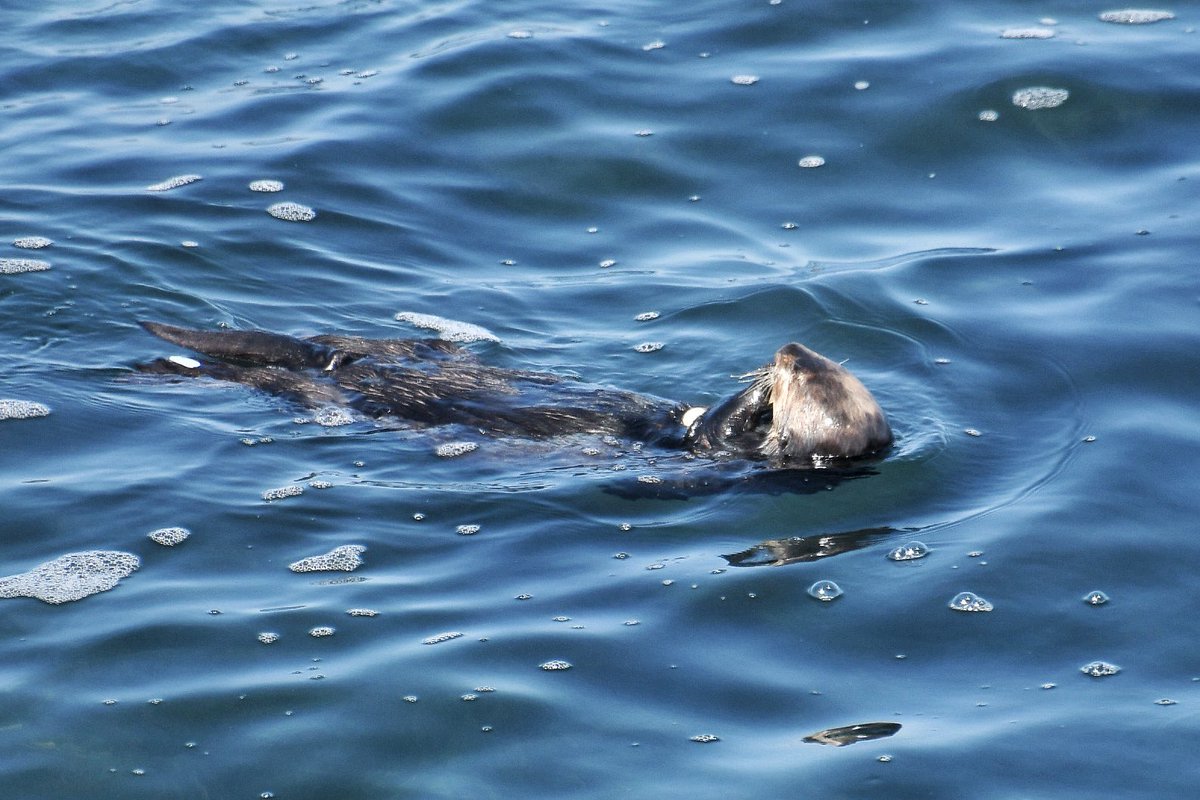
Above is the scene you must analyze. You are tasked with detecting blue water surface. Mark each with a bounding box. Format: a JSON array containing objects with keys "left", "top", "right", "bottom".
[{"left": 2, "top": 1, "right": 1199, "bottom": 798}]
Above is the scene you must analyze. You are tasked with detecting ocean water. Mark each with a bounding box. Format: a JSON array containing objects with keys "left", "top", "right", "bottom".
[{"left": 2, "top": 1, "right": 1199, "bottom": 797}]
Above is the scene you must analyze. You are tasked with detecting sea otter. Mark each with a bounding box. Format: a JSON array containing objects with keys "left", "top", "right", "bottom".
[{"left": 136, "top": 321, "right": 892, "bottom": 468}]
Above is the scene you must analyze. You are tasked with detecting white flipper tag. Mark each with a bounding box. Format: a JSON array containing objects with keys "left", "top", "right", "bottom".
[
  {"left": 681, "top": 406, "right": 707, "bottom": 428},
  {"left": 168, "top": 355, "right": 202, "bottom": 369}
]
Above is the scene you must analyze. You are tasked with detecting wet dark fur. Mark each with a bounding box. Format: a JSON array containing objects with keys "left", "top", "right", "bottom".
[{"left": 136, "top": 322, "right": 892, "bottom": 467}]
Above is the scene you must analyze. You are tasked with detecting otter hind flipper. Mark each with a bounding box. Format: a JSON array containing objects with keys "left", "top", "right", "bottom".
[{"left": 140, "top": 321, "right": 341, "bottom": 370}]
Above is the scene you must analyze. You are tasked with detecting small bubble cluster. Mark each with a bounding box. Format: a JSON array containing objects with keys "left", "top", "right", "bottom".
[
  {"left": 262, "top": 485, "right": 304, "bottom": 501},
  {"left": 0, "top": 551, "right": 140, "bottom": 604},
  {"left": 1099, "top": 9, "right": 1174, "bottom": 24},
  {"left": 308, "top": 626, "right": 335, "bottom": 638},
  {"left": 456, "top": 524, "right": 481, "bottom": 536},
  {"left": 634, "top": 311, "right": 660, "bottom": 321},
  {"left": 0, "top": 399, "right": 50, "bottom": 420},
  {"left": 979, "top": 109, "right": 1000, "bottom": 122},
  {"left": 949, "top": 591, "right": 994, "bottom": 612},
  {"left": 1012, "top": 87, "right": 1069, "bottom": 110},
  {"left": 13, "top": 236, "right": 52, "bottom": 249},
  {"left": 436, "top": 441, "right": 478, "bottom": 458},
  {"left": 423, "top": 631, "right": 464, "bottom": 645},
  {"left": 634, "top": 342, "right": 664, "bottom": 353},
  {"left": 1082, "top": 590, "right": 1110, "bottom": 606},
  {"left": 808, "top": 580, "right": 843, "bottom": 602},
  {"left": 346, "top": 608, "right": 378, "bottom": 617},
  {"left": 798, "top": 155, "right": 826, "bottom": 168},
  {"left": 0, "top": 259, "right": 50, "bottom": 274},
  {"left": 539, "top": 659, "right": 572, "bottom": 671},
  {"left": 730, "top": 74, "right": 759, "bottom": 85},
  {"left": 690, "top": 734, "right": 720, "bottom": 743},
  {"left": 266, "top": 202, "right": 316, "bottom": 222},
  {"left": 289, "top": 544, "right": 365, "bottom": 573},
  {"left": 1001, "top": 27, "right": 1055, "bottom": 38},
  {"left": 257, "top": 632, "right": 280, "bottom": 644},
  {"left": 1080, "top": 660, "right": 1120, "bottom": 677},
  {"left": 147, "top": 175, "right": 202, "bottom": 192},
  {"left": 313, "top": 408, "right": 354, "bottom": 427},
  {"left": 248, "top": 180, "right": 285, "bottom": 192},
  {"left": 148, "top": 527, "right": 190, "bottom": 547},
  {"left": 394, "top": 311, "right": 499, "bottom": 343},
  {"left": 887, "top": 541, "right": 929, "bottom": 561}
]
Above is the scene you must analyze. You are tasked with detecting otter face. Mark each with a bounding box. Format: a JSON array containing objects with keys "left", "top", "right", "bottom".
[{"left": 685, "top": 343, "right": 892, "bottom": 466}]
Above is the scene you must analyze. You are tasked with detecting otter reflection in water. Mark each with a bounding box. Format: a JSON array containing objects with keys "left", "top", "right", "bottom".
[{"left": 136, "top": 322, "right": 892, "bottom": 468}]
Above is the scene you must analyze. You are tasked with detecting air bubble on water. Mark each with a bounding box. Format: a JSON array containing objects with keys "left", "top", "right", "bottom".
[
  {"left": 394, "top": 311, "right": 500, "bottom": 343},
  {"left": 308, "top": 479, "right": 332, "bottom": 489},
  {"left": 1012, "top": 87, "right": 1069, "bottom": 110},
  {"left": 1099, "top": 9, "right": 1174, "bottom": 24},
  {"left": 1080, "top": 660, "right": 1120, "bottom": 677},
  {"left": 346, "top": 608, "right": 377, "bottom": 617},
  {"left": 1001, "top": 27, "right": 1055, "bottom": 38},
  {"left": 949, "top": 591, "right": 993, "bottom": 612},
  {"left": 0, "top": 259, "right": 50, "bottom": 274},
  {"left": 289, "top": 544, "right": 365, "bottom": 573},
  {"left": 456, "top": 524, "right": 481, "bottom": 536},
  {"left": 964, "top": 428, "right": 982, "bottom": 437},
  {"left": 619, "top": 523, "right": 632, "bottom": 531},
  {"left": 507, "top": 30, "right": 533, "bottom": 39},
  {"left": 147, "top": 175, "right": 201, "bottom": 192},
  {"left": 313, "top": 407, "right": 354, "bottom": 427},
  {"left": 461, "top": 693, "right": 478, "bottom": 701},
  {"left": 614, "top": 552, "right": 629, "bottom": 559},
  {"left": 403, "top": 695, "right": 418, "bottom": 702},
  {"left": 637, "top": 475, "right": 663, "bottom": 484},
  {"left": 539, "top": 659, "right": 572, "bottom": 671},
  {"left": 642, "top": 40, "right": 665, "bottom": 51},
  {"left": 634, "top": 342, "right": 664, "bottom": 353},
  {"left": 148, "top": 527, "right": 190, "bottom": 547},
  {"left": 1082, "top": 435, "right": 1097, "bottom": 443},
  {"left": 854, "top": 80, "right": 870, "bottom": 90},
  {"left": 887, "top": 541, "right": 929, "bottom": 561},
  {"left": 1155, "top": 698, "right": 1177, "bottom": 705},
  {"left": 262, "top": 485, "right": 303, "bottom": 501},
  {"left": 624, "top": 619, "right": 640, "bottom": 626},
  {"left": 690, "top": 734, "right": 720, "bottom": 743},
  {"left": 309, "top": 626, "right": 335, "bottom": 638},
  {"left": 633, "top": 129, "right": 654, "bottom": 137},
  {"left": 599, "top": 258, "right": 617, "bottom": 268},
  {"left": 258, "top": 632, "right": 280, "bottom": 644},
  {"left": 249, "top": 179, "right": 284, "bottom": 193},
  {"left": 797, "top": 155, "right": 826, "bottom": 168},
  {"left": 808, "top": 580, "right": 843, "bottom": 602},
  {"left": 634, "top": 311, "right": 659, "bottom": 321},
  {"left": 1082, "top": 590, "right": 1110, "bottom": 606},
  {"left": 553, "top": 616, "right": 571, "bottom": 622},
  {"left": 0, "top": 400, "right": 50, "bottom": 419},
  {"left": 436, "top": 441, "right": 478, "bottom": 458},
  {"left": 13, "top": 236, "right": 52, "bottom": 249},
  {"left": 423, "top": 631, "right": 463, "bottom": 645},
  {"left": 356, "top": 70, "right": 379, "bottom": 78},
  {"left": 731, "top": 74, "right": 759, "bottom": 85},
  {"left": 266, "top": 202, "right": 316, "bottom": 222},
  {"left": 0, "top": 551, "right": 139, "bottom": 604},
  {"left": 979, "top": 109, "right": 1000, "bottom": 122},
  {"left": 515, "top": 593, "right": 532, "bottom": 600}
]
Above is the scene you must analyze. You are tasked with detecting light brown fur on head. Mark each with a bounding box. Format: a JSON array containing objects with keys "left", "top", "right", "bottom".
[{"left": 756, "top": 343, "right": 892, "bottom": 464}]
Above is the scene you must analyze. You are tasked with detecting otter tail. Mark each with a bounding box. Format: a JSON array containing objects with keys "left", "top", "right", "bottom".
[{"left": 140, "top": 321, "right": 342, "bottom": 370}]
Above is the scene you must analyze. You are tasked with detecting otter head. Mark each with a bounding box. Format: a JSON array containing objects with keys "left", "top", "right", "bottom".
[{"left": 684, "top": 343, "right": 892, "bottom": 466}]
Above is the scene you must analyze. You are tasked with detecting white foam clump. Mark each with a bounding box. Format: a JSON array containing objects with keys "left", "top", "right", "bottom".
[
  {"left": 262, "top": 485, "right": 304, "bottom": 501},
  {"left": 148, "top": 527, "right": 190, "bottom": 546},
  {"left": 423, "top": 631, "right": 463, "bottom": 645},
  {"left": 289, "top": 544, "right": 365, "bottom": 573},
  {"left": 394, "top": 311, "right": 500, "bottom": 343},
  {"left": 266, "top": 202, "right": 316, "bottom": 222},
  {"left": 1012, "top": 87, "right": 1069, "bottom": 110},
  {"left": 436, "top": 441, "right": 478, "bottom": 458},
  {"left": 798, "top": 155, "right": 826, "bottom": 168},
  {"left": 1099, "top": 9, "right": 1174, "bottom": 24},
  {"left": 0, "top": 551, "right": 140, "bottom": 604},
  {"left": 248, "top": 179, "right": 284, "bottom": 192},
  {"left": 13, "top": 236, "right": 53, "bottom": 249},
  {"left": 0, "top": 400, "right": 50, "bottom": 420},
  {"left": 0, "top": 258, "right": 51, "bottom": 274},
  {"left": 730, "top": 74, "right": 759, "bottom": 85},
  {"left": 313, "top": 407, "right": 354, "bottom": 427},
  {"left": 147, "top": 175, "right": 202, "bottom": 192},
  {"left": 1001, "top": 27, "right": 1055, "bottom": 39}
]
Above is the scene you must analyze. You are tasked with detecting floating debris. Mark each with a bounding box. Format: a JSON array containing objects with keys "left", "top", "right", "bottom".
[
  {"left": 394, "top": 311, "right": 500, "bottom": 343},
  {"left": 1012, "top": 87, "right": 1069, "bottom": 110},
  {"left": 0, "top": 259, "right": 50, "bottom": 274},
  {"left": 147, "top": 174, "right": 202, "bottom": 192},
  {"left": 0, "top": 399, "right": 50, "bottom": 420},
  {"left": 808, "top": 580, "right": 844, "bottom": 602},
  {"left": 147, "top": 527, "right": 190, "bottom": 547},
  {"left": 949, "top": 591, "right": 994, "bottom": 612},
  {"left": 249, "top": 179, "right": 285, "bottom": 193},
  {"left": 0, "top": 551, "right": 139, "bottom": 604},
  {"left": 289, "top": 544, "right": 365, "bottom": 573},
  {"left": 1099, "top": 9, "right": 1174, "bottom": 24},
  {"left": 266, "top": 202, "right": 316, "bottom": 222},
  {"left": 804, "top": 721, "right": 902, "bottom": 746},
  {"left": 12, "top": 236, "right": 52, "bottom": 249}
]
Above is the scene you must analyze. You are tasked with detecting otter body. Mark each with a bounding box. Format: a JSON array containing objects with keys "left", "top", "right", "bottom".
[{"left": 137, "top": 322, "right": 892, "bottom": 467}]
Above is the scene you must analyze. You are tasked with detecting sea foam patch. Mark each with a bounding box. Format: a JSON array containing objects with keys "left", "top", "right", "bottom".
[
  {"left": 394, "top": 311, "right": 500, "bottom": 343},
  {"left": 0, "top": 551, "right": 140, "bottom": 604}
]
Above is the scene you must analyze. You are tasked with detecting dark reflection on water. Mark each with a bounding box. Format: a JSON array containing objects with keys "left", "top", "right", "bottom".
[{"left": 2, "top": 1, "right": 1199, "bottom": 798}]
